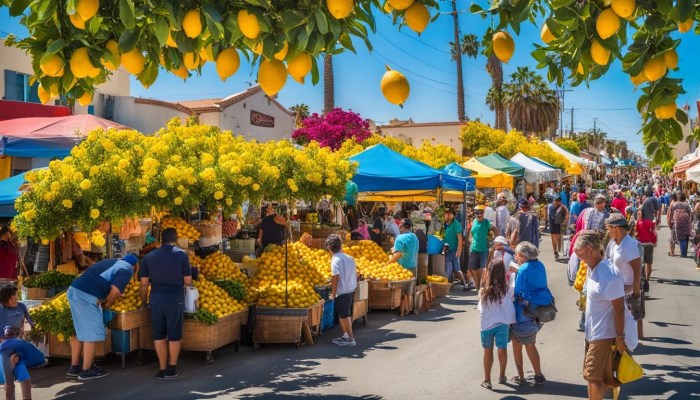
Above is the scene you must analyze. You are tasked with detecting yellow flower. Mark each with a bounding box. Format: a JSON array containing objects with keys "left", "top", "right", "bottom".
[
  {"left": 25, "top": 171, "right": 37, "bottom": 183},
  {"left": 73, "top": 172, "right": 84, "bottom": 181},
  {"left": 252, "top": 183, "right": 261, "bottom": 191},
  {"left": 170, "top": 155, "right": 182, "bottom": 163},
  {"left": 50, "top": 181, "right": 60, "bottom": 192},
  {"left": 90, "top": 166, "right": 100, "bottom": 177},
  {"left": 62, "top": 199, "right": 73, "bottom": 209},
  {"left": 79, "top": 179, "right": 91, "bottom": 190},
  {"left": 214, "top": 191, "right": 224, "bottom": 200},
  {"left": 230, "top": 166, "right": 241, "bottom": 174},
  {"left": 118, "top": 159, "right": 130, "bottom": 169},
  {"left": 43, "top": 192, "right": 54, "bottom": 202},
  {"left": 174, "top": 197, "right": 183, "bottom": 205},
  {"left": 225, "top": 198, "right": 233, "bottom": 206},
  {"left": 90, "top": 209, "right": 100, "bottom": 219},
  {"left": 201, "top": 152, "right": 214, "bottom": 166},
  {"left": 157, "top": 190, "right": 168, "bottom": 198},
  {"left": 23, "top": 209, "right": 36, "bottom": 221},
  {"left": 139, "top": 187, "right": 148, "bottom": 195},
  {"left": 200, "top": 167, "right": 216, "bottom": 182}
]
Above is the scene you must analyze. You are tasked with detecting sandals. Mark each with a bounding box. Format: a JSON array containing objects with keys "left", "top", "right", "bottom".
[
  {"left": 511, "top": 376, "right": 527, "bottom": 386},
  {"left": 498, "top": 376, "right": 507, "bottom": 384},
  {"left": 480, "top": 380, "right": 492, "bottom": 390}
]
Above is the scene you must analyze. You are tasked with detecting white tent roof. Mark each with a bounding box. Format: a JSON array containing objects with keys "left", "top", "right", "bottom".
[
  {"left": 544, "top": 140, "right": 597, "bottom": 168},
  {"left": 686, "top": 162, "right": 700, "bottom": 183},
  {"left": 510, "top": 152, "right": 562, "bottom": 183}
]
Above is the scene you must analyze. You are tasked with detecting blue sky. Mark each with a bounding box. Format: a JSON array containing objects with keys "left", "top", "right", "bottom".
[{"left": 2, "top": 3, "right": 699, "bottom": 155}]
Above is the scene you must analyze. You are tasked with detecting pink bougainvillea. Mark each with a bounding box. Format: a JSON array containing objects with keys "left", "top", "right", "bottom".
[{"left": 292, "top": 108, "right": 371, "bottom": 150}]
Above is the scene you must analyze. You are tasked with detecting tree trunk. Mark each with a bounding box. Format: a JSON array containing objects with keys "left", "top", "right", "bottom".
[
  {"left": 452, "top": 0, "right": 465, "bottom": 122},
  {"left": 323, "top": 54, "right": 334, "bottom": 114},
  {"left": 486, "top": 54, "right": 507, "bottom": 130}
]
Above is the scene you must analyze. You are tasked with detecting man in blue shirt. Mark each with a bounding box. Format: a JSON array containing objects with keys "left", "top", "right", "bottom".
[
  {"left": 387, "top": 219, "right": 419, "bottom": 316},
  {"left": 67, "top": 255, "right": 137, "bottom": 380},
  {"left": 140, "top": 228, "right": 192, "bottom": 380}
]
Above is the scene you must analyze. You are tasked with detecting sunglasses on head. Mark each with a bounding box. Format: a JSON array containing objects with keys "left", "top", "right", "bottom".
[{"left": 474, "top": 211, "right": 484, "bottom": 215}]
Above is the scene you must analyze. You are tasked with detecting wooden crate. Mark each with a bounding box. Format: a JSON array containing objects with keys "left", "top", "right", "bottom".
[
  {"left": 429, "top": 282, "right": 451, "bottom": 298},
  {"left": 368, "top": 281, "right": 402, "bottom": 310},
  {"left": 354, "top": 280, "right": 368, "bottom": 301},
  {"left": 26, "top": 288, "right": 48, "bottom": 300},
  {"left": 352, "top": 299, "right": 368, "bottom": 324},
  {"left": 48, "top": 330, "right": 111, "bottom": 358},
  {"left": 110, "top": 308, "right": 150, "bottom": 331},
  {"left": 307, "top": 299, "right": 325, "bottom": 331}
]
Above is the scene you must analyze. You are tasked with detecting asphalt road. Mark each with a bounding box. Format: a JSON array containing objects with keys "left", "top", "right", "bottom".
[{"left": 28, "top": 224, "right": 700, "bottom": 400}]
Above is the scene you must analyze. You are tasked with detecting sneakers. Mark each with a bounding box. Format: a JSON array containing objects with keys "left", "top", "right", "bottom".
[
  {"left": 554, "top": 251, "right": 559, "bottom": 259},
  {"left": 155, "top": 369, "right": 166, "bottom": 379},
  {"left": 66, "top": 365, "right": 81, "bottom": 378},
  {"left": 534, "top": 374, "right": 546, "bottom": 386},
  {"left": 643, "top": 280, "right": 650, "bottom": 293},
  {"left": 332, "top": 335, "right": 349, "bottom": 345},
  {"left": 466, "top": 282, "right": 476, "bottom": 290},
  {"left": 335, "top": 337, "right": 356, "bottom": 347},
  {"left": 78, "top": 365, "right": 108, "bottom": 381},
  {"left": 156, "top": 365, "right": 180, "bottom": 379},
  {"left": 463, "top": 284, "right": 470, "bottom": 292}
]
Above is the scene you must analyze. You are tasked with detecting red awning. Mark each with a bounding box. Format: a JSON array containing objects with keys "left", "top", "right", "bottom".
[
  {"left": 0, "top": 100, "right": 72, "bottom": 121},
  {"left": 673, "top": 156, "right": 700, "bottom": 175}
]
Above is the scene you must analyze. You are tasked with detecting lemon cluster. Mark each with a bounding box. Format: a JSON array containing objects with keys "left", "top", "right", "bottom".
[
  {"left": 290, "top": 241, "right": 331, "bottom": 280},
  {"left": 256, "top": 280, "right": 320, "bottom": 308},
  {"left": 344, "top": 240, "right": 388, "bottom": 264},
  {"left": 109, "top": 278, "right": 145, "bottom": 312},
  {"left": 200, "top": 252, "right": 248, "bottom": 282},
  {"left": 342, "top": 241, "right": 412, "bottom": 281},
  {"left": 161, "top": 217, "right": 200, "bottom": 242},
  {"left": 194, "top": 276, "right": 246, "bottom": 318},
  {"left": 426, "top": 275, "right": 448, "bottom": 283},
  {"left": 574, "top": 261, "right": 588, "bottom": 292}
]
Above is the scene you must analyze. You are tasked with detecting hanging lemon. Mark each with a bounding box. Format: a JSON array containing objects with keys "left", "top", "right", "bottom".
[
  {"left": 40, "top": 53, "right": 65, "bottom": 77},
  {"left": 121, "top": 47, "right": 145, "bottom": 75},
  {"left": 596, "top": 8, "right": 621, "bottom": 39},
  {"left": 541, "top": 24, "right": 555, "bottom": 44},
  {"left": 327, "top": 0, "right": 353, "bottom": 19},
  {"left": 678, "top": 19, "right": 694, "bottom": 33},
  {"left": 642, "top": 55, "right": 666, "bottom": 82},
  {"left": 238, "top": 9, "right": 261, "bottom": 39},
  {"left": 404, "top": 2, "right": 430, "bottom": 33},
  {"left": 590, "top": 39, "right": 611, "bottom": 66},
  {"left": 76, "top": 0, "right": 99, "bottom": 21},
  {"left": 216, "top": 48, "right": 240, "bottom": 80},
  {"left": 183, "top": 9, "right": 202, "bottom": 38},
  {"left": 70, "top": 47, "right": 96, "bottom": 79},
  {"left": 101, "top": 40, "right": 121, "bottom": 71},
  {"left": 492, "top": 31, "right": 514, "bottom": 63},
  {"left": 77, "top": 91, "right": 93, "bottom": 107},
  {"left": 274, "top": 41, "right": 289, "bottom": 61},
  {"left": 654, "top": 102, "right": 676, "bottom": 120},
  {"left": 663, "top": 49, "right": 678, "bottom": 69},
  {"left": 287, "top": 52, "right": 312, "bottom": 83},
  {"left": 381, "top": 65, "right": 410, "bottom": 105},
  {"left": 258, "top": 59, "right": 288, "bottom": 96},
  {"left": 387, "top": 0, "right": 414, "bottom": 11}
]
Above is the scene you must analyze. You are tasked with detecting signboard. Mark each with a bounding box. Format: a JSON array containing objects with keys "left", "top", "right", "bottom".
[{"left": 250, "top": 110, "right": 274, "bottom": 128}]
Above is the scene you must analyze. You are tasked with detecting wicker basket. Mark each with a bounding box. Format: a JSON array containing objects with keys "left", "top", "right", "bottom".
[
  {"left": 48, "top": 331, "right": 111, "bottom": 358},
  {"left": 368, "top": 281, "right": 403, "bottom": 310},
  {"left": 110, "top": 308, "right": 150, "bottom": 331},
  {"left": 253, "top": 306, "right": 307, "bottom": 346},
  {"left": 429, "top": 282, "right": 452, "bottom": 298},
  {"left": 181, "top": 309, "right": 247, "bottom": 352},
  {"left": 195, "top": 222, "right": 223, "bottom": 247}
]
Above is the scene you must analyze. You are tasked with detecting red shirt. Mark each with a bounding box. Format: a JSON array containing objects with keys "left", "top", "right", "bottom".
[
  {"left": 611, "top": 195, "right": 627, "bottom": 215},
  {"left": 636, "top": 219, "right": 657, "bottom": 245},
  {"left": 0, "top": 240, "right": 18, "bottom": 279}
]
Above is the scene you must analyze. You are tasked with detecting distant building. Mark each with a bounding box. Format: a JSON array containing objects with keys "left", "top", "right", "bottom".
[
  {"left": 109, "top": 86, "right": 294, "bottom": 142},
  {"left": 376, "top": 119, "right": 466, "bottom": 155}
]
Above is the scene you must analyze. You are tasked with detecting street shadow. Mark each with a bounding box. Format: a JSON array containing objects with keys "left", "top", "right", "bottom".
[
  {"left": 648, "top": 321, "right": 691, "bottom": 328},
  {"left": 655, "top": 278, "right": 700, "bottom": 287},
  {"left": 641, "top": 337, "right": 693, "bottom": 345},
  {"left": 238, "top": 395, "right": 383, "bottom": 399},
  {"left": 633, "top": 343, "right": 700, "bottom": 358},
  {"left": 622, "top": 363, "right": 700, "bottom": 399},
  {"left": 490, "top": 379, "right": 588, "bottom": 399}
]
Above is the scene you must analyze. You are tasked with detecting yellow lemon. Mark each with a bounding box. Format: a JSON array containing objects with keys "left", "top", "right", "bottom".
[
  {"left": 101, "top": 39, "right": 121, "bottom": 71},
  {"left": 70, "top": 47, "right": 95, "bottom": 79},
  {"left": 258, "top": 59, "right": 287, "bottom": 96},
  {"left": 678, "top": 19, "right": 694, "bottom": 33},
  {"left": 87, "top": 65, "right": 100, "bottom": 78},
  {"left": 76, "top": 0, "right": 99, "bottom": 21},
  {"left": 387, "top": 0, "right": 414, "bottom": 11},
  {"left": 287, "top": 52, "right": 312, "bottom": 83},
  {"left": 327, "top": 0, "right": 353, "bottom": 19},
  {"left": 663, "top": 49, "right": 678, "bottom": 69},
  {"left": 541, "top": 24, "right": 555, "bottom": 44},
  {"left": 183, "top": 9, "right": 202, "bottom": 38},
  {"left": 216, "top": 48, "right": 240, "bottom": 80},
  {"left": 238, "top": 9, "right": 261, "bottom": 39},
  {"left": 274, "top": 41, "right": 289, "bottom": 60},
  {"left": 182, "top": 52, "right": 199, "bottom": 70},
  {"left": 37, "top": 84, "right": 52, "bottom": 104},
  {"left": 643, "top": 55, "right": 666, "bottom": 82},
  {"left": 404, "top": 2, "right": 430, "bottom": 33},
  {"left": 630, "top": 72, "right": 646, "bottom": 86},
  {"left": 610, "top": 0, "right": 635, "bottom": 18},
  {"left": 77, "top": 91, "right": 92, "bottom": 107},
  {"left": 654, "top": 102, "right": 676, "bottom": 120},
  {"left": 48, "top": 83, "right": 59, "bottom": 97},
  {"left": 596, "top": 8, "right": 620, "bottom": 39},
  {"left": 492, "top": 31, "right": 515, "bottom": 63},
  {"left": 170, "top": 64, "right": 189, "bottom": 79},
  {"left": 380, "top": 65, "right": 410, "bottom": 105},
  {"left": 121, "top": 47, "right": 145, "bottom": 75},
  {"left": 383, "top": 2, "right": 393, "bottom": 13},
  {"left": 70, "top": 13, "right": 86, "bottom": 29},
  {"left": 166, "top": 31, "right": 177, "bottom": 48},
  {"left": 590, "top": 39, "right": 611, "bottom": 65},
  {"left": 40, "top": 53, "right": 65, "bottom": 77},
  {"left": 198, "top": 44, "right": 214, "bottom": 61},
  {"left": 252, "top": 41, "right": 264, "bottom": 55}
]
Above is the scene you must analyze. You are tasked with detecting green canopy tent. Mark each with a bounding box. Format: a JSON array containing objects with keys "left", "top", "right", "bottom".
[{"left": 476, "top": 153, "right": 525, "bottom": 178}]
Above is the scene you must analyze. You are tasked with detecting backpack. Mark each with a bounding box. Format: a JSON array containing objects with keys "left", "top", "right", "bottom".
[
  {"left": 553, "top": 206, "right": 566, "bottom": 225},
  {"left": 672, "top": 206, "right": 691, "bottom": 230}
]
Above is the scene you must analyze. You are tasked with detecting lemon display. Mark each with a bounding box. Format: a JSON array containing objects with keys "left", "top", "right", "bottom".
[
  {"left": 287, "top": 52, "right": 312, "bottom": 83},
  {"left": 77, "top": 91, "right": 93, "bottom": 107},
  {"left": 492, "top": 31, "right": 515, "bottom": 63},
  {"left": 290, "top": 241, "right": 332, "bottom": 279},
  {"left": 216, "top": 48, "right": 240, "bottom": 80},
  {"left": 101, "top": 39, "right": 121, "bottom": 71},
  {"left": 256, "top": 280, "right": 320, "bottom": 308},
  {"left": 200, "top": 252, "right": 248, "bottom": 282},
  {"left": 642, "top": 55, "right": 666, "bottom": 82},
  {"left": 573, "top": 261, "right": 587, "bottom": 292},
  {"left": 381, "top": 65, "right": 410, "bottom": 105},
  {"left": 404, "top": 2, "right": 430, "bottom": 33},
  {"left": 541, "top": 24, "right": 555, "bottom": 44},
  {"left": 342, "top": 240, "right": 413, "bottom": 280},
  {"left": 258, "top": 59, "right": 288, "bottom": 96},
  {"left": 70, "top": 13, "right": 86, "bottom": 29},
  {"left": 426, "top": 275, "right": 448, "bottom": 283},
  {"left": 109, "top": 278, "right": 145, "bottom": 312},
  {"left": 610, "top": 0, "right": 635, "bottom": 18},
  {"left": 387, "top": 0, "right": 414, "bottom": 11},
  {"left": 194, "top": 276, "right": 247, "bottom": 318},
  {"left": 663, "top": 49, "right": 678, "bottom": 69},
  {"left": 160, "top": 217, "right": 201, "bottom": 241},
  {"left": 238, "top": 9, "right": 261, "bottom": 39},
  {"left": 678, "top": 19, "right": 694, "bottom": 33},
  {"left": 183, "top": 9, "right": 202, "bottom": 38},
  {"left": 121, "top": 47, "right": 145, "bottom": 75},
  {"left": 76, "top": 0, "right": 99, "bottom": 21},
  {"left": 590, "top": 39, "right": 611, "bottom": 66},
  {"left": 327, "top": 0, "right": 354, "bottom": 19},
  {"left": 69, "top": 47, "right": 96, "bottom": 79},
  {"left": 654, "top": 102, "right": 677, "bottom": 120},
  {"left": 40, "top": 53, "right": 65, "bottom": 77},
  {"left": 596, "top": 8, "right": 621, "bottom": 39}
]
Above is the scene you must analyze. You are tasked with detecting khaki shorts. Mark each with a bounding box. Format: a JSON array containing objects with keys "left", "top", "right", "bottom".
[{"left": 583, "top": 339, "right": 620, "bottom": 387}]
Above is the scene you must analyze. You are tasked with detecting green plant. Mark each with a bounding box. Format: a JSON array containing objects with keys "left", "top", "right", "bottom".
[
  {"left": 24, "top": 270, "right": 76, "bottom": 289},
  {"left": 191, "top": 308, "right": 218, "bottom": 325},
  {"left": 213, "top": 279, "right": 246, "bottom": 301}
]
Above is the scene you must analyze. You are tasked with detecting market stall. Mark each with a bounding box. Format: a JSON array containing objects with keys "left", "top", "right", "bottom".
[
  {"left": 544, "top": 140, "right": 592, "bottom": 177},
  {"left": 0, "top": 169, "right": 34, "bottom": 218},
  {"left": 510, "top": 152, "right": 562, "bottom": 198},
  {"left": 462, "top": 158, "right": 514, "bottom": 189}
]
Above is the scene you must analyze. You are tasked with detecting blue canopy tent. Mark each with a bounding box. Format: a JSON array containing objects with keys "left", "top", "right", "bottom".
[
  {"left": 0, "top": 171, "right": 29, "bottom": 217},
  {"left": 348, "top": 144, "right": 474, "bottom": 200}
]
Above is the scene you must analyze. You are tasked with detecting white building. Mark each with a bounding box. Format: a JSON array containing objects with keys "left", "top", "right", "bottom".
[
  {"left": 110, "top": 86, "right": 294, "bottom": 141},
  {"left": 376, "top": 119, "right": 466, "bottom": 155}
]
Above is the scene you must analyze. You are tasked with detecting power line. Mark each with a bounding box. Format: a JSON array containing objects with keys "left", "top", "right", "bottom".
[
  {"left": 365, "top": 53, "right": 457, "bottom": 95},
  {"left": 375, "top": 30, "right": 457, "bottom": 76},
  {"left": 370, "top": 48, "right": 456, "bottom": 88},
  {"left": 398, "top": 30, "right": 451, "bottom": 55}
]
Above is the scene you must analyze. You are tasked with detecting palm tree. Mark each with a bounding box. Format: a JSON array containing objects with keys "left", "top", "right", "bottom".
[
  {"left": 289, "top": 103, "right": 310, "bottom": 128},
  {"left": 450, "top": 28, "right": 479, "bottom": 122},
  {"left": 485, "top": 54, "right": 507, "bottom": 130},
  {"left": 502, "top": 67, "right": 560, "bottom": 137},
  {"left": 323, "top": 54, "right": 334, "bottom": 114}
]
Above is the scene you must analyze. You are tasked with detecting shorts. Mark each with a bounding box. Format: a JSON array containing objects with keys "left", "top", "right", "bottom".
[
  {"left": 150, "top": 303, "right": 184, "bottom": 341},
  {"left": 67, "top": 287, "right": 106, "bottom": 342},
  {"left": 641, "top": 243, "right": 654, "bottom": 265},
  {"left": 335, "top": 292, "right": 354, "bottom": 318},
  {"left": 445, "top": 251, "right": 461, "bottom": 276},
  {"left": 0, "top": 360, "right": 30, "bottom": 384},
  {"left": 468, "top": 251, "right": 489, "bottom": 270},
  {"left": 509, "top": 318, "right": 541, "bottom": 345},
  {"left": 583, "top": 339, "right": 620, "bottom": 387},
  {"left": 550, "top": 223, "right": 561, "bottom": 234},
  {"left": 401, "top": 278, "right": 416, "bottom": 296},
  {"left": 481, "top": 324, "right": 510, "bottom": 349}
]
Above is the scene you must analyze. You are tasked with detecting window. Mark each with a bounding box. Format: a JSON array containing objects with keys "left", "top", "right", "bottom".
[{"left": 4, "top": 70, "right": 39, "bottom": 103}]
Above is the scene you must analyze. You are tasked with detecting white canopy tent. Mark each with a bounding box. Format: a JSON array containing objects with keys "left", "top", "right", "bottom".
[
  {"left": 544, "top": 140, "right": 597, "bottom": 168},
  {"left": 686, "top": 161, "right": 700, "bottom": 183},
  {"left": 510, "top": 152, "right": 562, "bottom": 183}
]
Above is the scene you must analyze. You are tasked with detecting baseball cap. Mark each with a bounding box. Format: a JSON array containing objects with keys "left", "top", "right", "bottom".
[
  {"left": 555, "top": 196, "right": 562, "bottom": 201},
  {"left": 444, "top": 208, "right": 454, "bottom": 214},
  {"left": 401, "top": 218, "right": 413, "bottom": 228},
  {"left": 518, "top": 199, "right": 529, "bottom": 208},
  {"left": 474, "top": 205, "right": 486, "bottom": 211},
  {"left": 606, "top": 213, "right": 628, "bottom": 227},
  {"left": 494, "top": 236, "right": 508, "bottom": 245},
  {"left": 122, "top": 254, "right": 138, "bottom": 266}
]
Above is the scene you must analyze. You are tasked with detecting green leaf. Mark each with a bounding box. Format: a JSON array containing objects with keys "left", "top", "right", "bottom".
[
  {"left": 154, "top": 18, "right": 169, "bottom": 46},
  {"left": 551, "top": 0, "right": 576, "bottom": 9},
  {"left": 45, "top": 39, "right": 66, "bottom": 55},
  {"left": 9, "top": 0, "right": 31, "bottom": 16},
  {"left": 339, "top": 32, "right": 355, "bottom": 53},
  {"left": 315, "top": 9, "right": 329, "bottom": 35},
  {"left": 677, "top": 0, "right": 695, "bottom": 22},
  {"left": 201, "top": 3, "right": 222, "bottom": 22},
  {"left": 204, "top": 12, "right": 222, "bottom": 40},
  {"left": 118, "top": 29, "right": 141, "bottom": 52},
  {"left": 676, "top": 109, "right": 689, "bottom": 125},
  {"left": 310, "top": 55, "right": 319, "bottom": 85},
  {"left": 36, "top": 0, "right": 57, "bottom": 23},
  {"left": 119, "top": 0, "right": 136, "bottom": 30}
]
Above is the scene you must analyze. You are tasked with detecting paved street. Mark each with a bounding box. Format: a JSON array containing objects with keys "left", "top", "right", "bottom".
[{"left": 29, "top": 224, "right": 700, "bottom": 400}]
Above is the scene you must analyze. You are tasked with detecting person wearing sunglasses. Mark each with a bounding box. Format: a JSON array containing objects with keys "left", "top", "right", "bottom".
[{"left": 469, "top": 205, "right": 500, "bottom": 292}]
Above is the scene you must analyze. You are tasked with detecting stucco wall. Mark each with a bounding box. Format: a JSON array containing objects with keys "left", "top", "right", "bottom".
[
  {"left": 111, "top": 97, "right": 189, "bottom": 133},
  {"left": 219, "top": 94, "right": 293, "bottom": 142},
  {"left": 380, "top": 123, "right": 465, "bottom": 154}
]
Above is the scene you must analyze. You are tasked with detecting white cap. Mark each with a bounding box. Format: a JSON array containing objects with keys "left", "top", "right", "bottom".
[{"left": 494, "top": 236, "right": 508, "bottom": 245}]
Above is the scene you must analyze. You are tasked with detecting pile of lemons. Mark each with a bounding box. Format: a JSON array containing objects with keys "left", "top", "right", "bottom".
[
  {"left": 109, "top": 278, "right": 145, "bottom": 312},
  {"left": 256, "top": 280, "right": 320, "bottom": 308},
  {"left": 161, "top": 217, "right": 201, "bottom": 242},
  {"left": 194, "top": 276, "right": 247, "bottom": 318},
  {"left": 290, "top": 241, "right": 332, "bottom": 280},
  {"left": 574, "top": 261, "right": 588, "bottom": 292},
  {"left": 200, "top": 252, "right": 248, "bottom": 282},
  {"left": 426, "top": 275, "right": 448, "bottom": 283}
]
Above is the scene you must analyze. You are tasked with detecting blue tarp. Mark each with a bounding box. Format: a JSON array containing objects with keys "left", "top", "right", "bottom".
[
  {"left": 0, "top": 136, "right": 75, "bottom": 158},
  {"left": 0, "top": 172, "right": 28, "bottom": 217},
  {"left": 349, "top": 144, "right": 475, "bottom": 192}
]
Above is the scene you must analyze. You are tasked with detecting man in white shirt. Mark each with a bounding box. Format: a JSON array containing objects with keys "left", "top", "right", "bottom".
[
  {"left": 495, "top": 194, "right": 510, "bottom": 236},
  {"left": 574, "top": 231, "right": 628, "bottom": 400},
  {"left": 326, "top": 234, "right": 358, "bottom": 347}
]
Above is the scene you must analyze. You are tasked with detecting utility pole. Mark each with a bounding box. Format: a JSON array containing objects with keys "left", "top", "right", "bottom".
[
  {"left": 593, "top": 117, "right": 597, "bottom": 135},
  {"left": 557, "top": 84, "right": 573, "bottom": 137},
  {"left": 451, "top": 0, "right": 465, "bottom": 122},
  {"left": 570, "top": 107, "right": 574, "bottom": 137}
]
